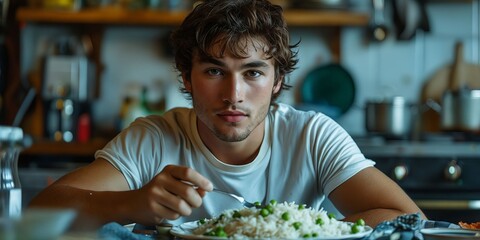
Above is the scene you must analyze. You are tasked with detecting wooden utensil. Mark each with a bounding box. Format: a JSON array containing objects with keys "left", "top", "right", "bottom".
[
  {"left": 448, "top": 42, "right": 465, "bottom": 91},
  {"left": 421, "top": 42, "right": 480, "bottom": 103}
]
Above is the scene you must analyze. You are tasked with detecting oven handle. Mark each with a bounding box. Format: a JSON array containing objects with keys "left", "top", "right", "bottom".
[{"left": 415, "top": 200, "right": 480, "bottom": 210}]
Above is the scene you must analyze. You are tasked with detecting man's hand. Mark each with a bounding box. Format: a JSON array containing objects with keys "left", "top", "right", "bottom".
[
  {"left": 129, "top": 165, "right": 213, "bottom": 225},
  {"left": 29, "top": 160, "right": 213, "bottom": 229}
]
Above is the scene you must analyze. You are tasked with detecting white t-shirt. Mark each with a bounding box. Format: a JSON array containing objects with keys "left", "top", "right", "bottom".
[{"left": 95, "top": 103, "right": 374, "bottom": 224}]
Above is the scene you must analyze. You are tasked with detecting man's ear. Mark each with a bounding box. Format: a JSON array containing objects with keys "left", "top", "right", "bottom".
[{"left": 273, "top": 76, "right": 283, "bottom": 94}]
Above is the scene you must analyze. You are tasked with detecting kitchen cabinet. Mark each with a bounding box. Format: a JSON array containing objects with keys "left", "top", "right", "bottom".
[{"left": 13, "top": 7, "right": 369, "bottom": 157}]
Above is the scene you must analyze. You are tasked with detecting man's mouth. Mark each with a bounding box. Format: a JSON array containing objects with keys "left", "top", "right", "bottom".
[{"left": 217, "top": 110, "right": 247, "bottom": 123}]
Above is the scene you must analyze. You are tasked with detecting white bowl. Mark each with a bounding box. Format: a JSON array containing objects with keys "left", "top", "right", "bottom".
[{"left": 0, "top": 208, "right": 76, "bottom": 240}]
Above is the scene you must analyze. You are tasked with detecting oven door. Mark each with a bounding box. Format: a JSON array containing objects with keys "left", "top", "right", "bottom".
[{"left": 372, "top": 155, "right": 480, "bottom": 223}]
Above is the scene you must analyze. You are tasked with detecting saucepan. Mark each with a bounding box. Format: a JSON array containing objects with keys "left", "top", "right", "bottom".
[
  {"left": 365, "top": 96, "right": 419, "bottom": 138},
  {"left": 426, "top": 88, "right": 480, "bottom": 133},
  {"left": 424, "top": 42, "right": 480, "bottom": 133}
]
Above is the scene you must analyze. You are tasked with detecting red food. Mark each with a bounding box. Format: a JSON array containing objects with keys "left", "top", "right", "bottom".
[{"left": 459, "top": 221, "right": 480, "bottom": 229}]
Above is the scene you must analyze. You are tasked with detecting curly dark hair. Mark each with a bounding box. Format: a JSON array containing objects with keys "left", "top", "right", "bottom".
[{"left": 170, "top": 0, "right": 299, "bottom": 102}]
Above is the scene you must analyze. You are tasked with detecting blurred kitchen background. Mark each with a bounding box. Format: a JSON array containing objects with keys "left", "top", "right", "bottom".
[{"left": 1, "top": 0, "right": 480, "bottom": 223}]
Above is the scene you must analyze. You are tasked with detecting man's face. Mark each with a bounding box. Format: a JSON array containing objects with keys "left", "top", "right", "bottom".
[{"left": 184, "top": 39, "right": 281, "bottom": 143}]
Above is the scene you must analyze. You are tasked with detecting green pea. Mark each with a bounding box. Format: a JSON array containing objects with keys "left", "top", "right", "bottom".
[
  {"left": 217, "top": 231, "right": 227, "bottom": 237},
  {"left": 315, "top": 218, "right": 324, "bottom": 225},
  {"left": 312, "top": 233, "right": 318, "bottom": 237},
  {"left": 260, "top": 208, "right": 270, "bottom": 217},
  {"left": 232, "top": 210, "right": 241, "bottom": 218},
  {"left": 293, "top": 222, "right": 302, "bottom": 230},
  {"left": 266, "top": 204, "right": 274, "bottom": 213},
  {"left": 328, "top": 213, "right": 336, "bottom": 219},
  {"left": 356, "top": 218, "right": 366, "bottom": 226},
  {"left": 254, "top": 201, "right": 262, "bottom": 207},
  {"left": 199, "top": 219, "right": 206, "bottom": 224},
  {"left": 215, "top": 227, "right": 227, "bottom": 237},
  {"left": 302, "top": 234, "right": 311, "bottom": 238},
  {"left": 351, "top": 224, "right": 360, "bottom": 234},
  {"left": 298, "top": 204, "right": 306, "bottom": 210},
  {"left": 269, "top": 199, "right": 277, "bottom": 205},
  {"left": 281, "top": 212, "right": 290, "bottom": 221}
]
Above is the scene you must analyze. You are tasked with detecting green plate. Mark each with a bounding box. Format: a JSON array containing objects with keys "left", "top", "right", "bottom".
[{"left": 300, "top": 63, "right": 356, "bottom": 116}]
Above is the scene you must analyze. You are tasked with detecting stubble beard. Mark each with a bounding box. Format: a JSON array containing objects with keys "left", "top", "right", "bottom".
[{"left": 193, "top": 100, "right": 271, "bottom": 143}]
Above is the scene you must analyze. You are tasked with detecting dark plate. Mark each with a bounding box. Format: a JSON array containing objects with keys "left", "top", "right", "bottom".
[{"left": 299, "top": 63, "right": 356, "bottom": 117}]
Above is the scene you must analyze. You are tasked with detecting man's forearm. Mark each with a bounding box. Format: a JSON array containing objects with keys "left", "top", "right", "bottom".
[{"left": 29, "top": 185, "right": 133, "bottom": 231}]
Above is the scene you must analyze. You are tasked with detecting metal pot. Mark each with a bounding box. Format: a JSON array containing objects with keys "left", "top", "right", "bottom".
[
  {"left": 429, "top": 89, "right": 480, "bottom": 133},
  {"left": 458, "top": 89, "right": 480, "bottom": 132},
  {"left": 365, "top": 96, "right": 414, "bottom": 138},
  {"left": 429, "top": 41, "right": 480, "bottom": 133}
]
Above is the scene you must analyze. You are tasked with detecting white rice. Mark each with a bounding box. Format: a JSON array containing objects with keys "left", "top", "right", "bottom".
[{"left": 192, "top": 201, "right": 367, "bottom": 239}]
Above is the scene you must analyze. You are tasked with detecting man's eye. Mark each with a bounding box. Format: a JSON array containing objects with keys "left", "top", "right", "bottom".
[
  {"left": 207, "top": 69, "right": 222, "bottom": 76},
  {"left": 246, "top": 70, "right": 261, "bottom": 78}
]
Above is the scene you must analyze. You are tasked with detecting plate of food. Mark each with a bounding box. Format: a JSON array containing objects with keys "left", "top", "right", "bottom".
[
  {"left": 421, "top": 228, "right": 480, "bottom": 239},
  {"left": 170, "top": 201, "right": 372, "bottom": 239}
]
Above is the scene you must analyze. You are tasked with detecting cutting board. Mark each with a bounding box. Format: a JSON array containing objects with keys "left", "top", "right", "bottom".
[{"left": 420, "top": 42, "right": 480, "bottom": 132}]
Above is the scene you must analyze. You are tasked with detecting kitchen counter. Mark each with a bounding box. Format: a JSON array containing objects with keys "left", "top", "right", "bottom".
[{"left": 354, "top": 135, "right": 480, "bottom": 158}]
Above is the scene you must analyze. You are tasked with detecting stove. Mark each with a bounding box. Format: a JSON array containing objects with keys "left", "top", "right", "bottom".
[{"left": 354, "top": 134, "right": 480, "bottom": 223}]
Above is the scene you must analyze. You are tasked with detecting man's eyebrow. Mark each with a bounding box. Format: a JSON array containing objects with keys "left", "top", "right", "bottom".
[
  {"left": 198, "top": 56, "right": 270, "bottom": 69},
  {"left": 242, "top": 61, "right": 269, "bottom": 69},
  {"left": 198, "top": 55, "right": 225, "bottom": 67}
]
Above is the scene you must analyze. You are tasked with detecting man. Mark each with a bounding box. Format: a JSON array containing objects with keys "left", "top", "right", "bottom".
[{"left": 29, "top": 0, "right": 425, "bottom": 230}]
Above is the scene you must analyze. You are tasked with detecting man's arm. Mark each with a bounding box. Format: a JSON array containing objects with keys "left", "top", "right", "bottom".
[
  {"left": 329, "top": 167, "right": 426, "bottom": 227},
  {"left": 29, "top": 158, "right": 212, "bottom": 230}
]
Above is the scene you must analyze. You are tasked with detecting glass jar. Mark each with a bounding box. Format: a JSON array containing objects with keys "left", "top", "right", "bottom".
[{"left": 0, "top": 126, "right": 23, "bottom": 219}]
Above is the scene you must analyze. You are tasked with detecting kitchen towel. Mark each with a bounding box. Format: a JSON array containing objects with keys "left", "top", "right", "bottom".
[{"left": 98, "top": 222, "right": 155, "bottom": 240}]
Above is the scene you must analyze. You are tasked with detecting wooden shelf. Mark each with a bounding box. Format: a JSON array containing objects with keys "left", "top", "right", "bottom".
[
  {"left": 16, "top": 7, "right": 369, "bottom": 27},
  {"left": 285, "top": 10, "right": 369, "bottom": 27},
  {"left": 22, "top": 138, "right": 109, "bottom": 156}
]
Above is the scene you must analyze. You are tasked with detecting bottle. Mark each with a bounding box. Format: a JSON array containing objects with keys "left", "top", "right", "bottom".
[{"left": 0, "top": 126, "right": 23, "bottom": 219}]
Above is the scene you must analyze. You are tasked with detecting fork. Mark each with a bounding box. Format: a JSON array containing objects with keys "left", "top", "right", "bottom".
[
  {"left": 181, "top": 181, "right": 257, "bottom": 208},
  {"left": 211, "top": 188, "right": 256, "bottom": 208}
]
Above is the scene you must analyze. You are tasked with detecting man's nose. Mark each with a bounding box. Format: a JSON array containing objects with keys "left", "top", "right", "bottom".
[{"left": 222, "top": 74, "right": 244, "bottom": 104}]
